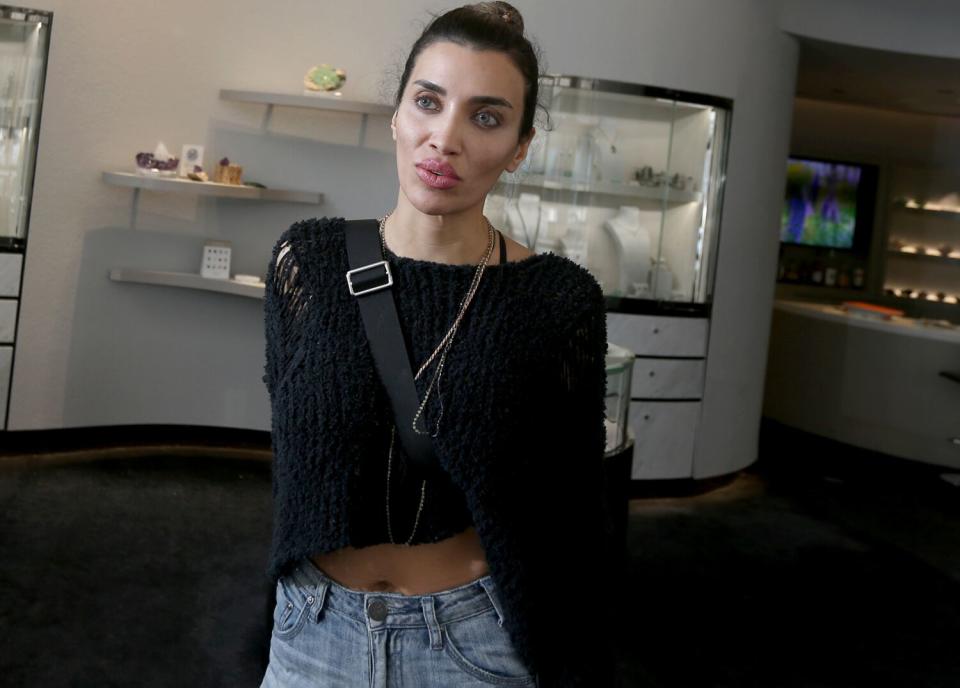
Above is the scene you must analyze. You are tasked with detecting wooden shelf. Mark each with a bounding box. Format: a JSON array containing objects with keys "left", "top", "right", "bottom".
[
  {"left": 102, "top": 171, "right": 322, "bottom": 204},
  {"left": 109, "top": 268, "right": 265, "bottom": 300},
  {"left": 509, "top": 173, "right": 701, "bottom": 204},
  {"left": 219, "top": 89, "right": 394, "bottom": 116}
]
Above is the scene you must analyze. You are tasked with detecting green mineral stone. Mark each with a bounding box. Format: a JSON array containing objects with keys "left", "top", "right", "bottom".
[{"left": 306, "top": 64, "right": 346, "bottom": 91}]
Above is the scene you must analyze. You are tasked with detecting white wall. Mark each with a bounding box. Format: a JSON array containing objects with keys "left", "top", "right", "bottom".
[{"left": 10, "top": 0, "right": 799, "bottom": 484}]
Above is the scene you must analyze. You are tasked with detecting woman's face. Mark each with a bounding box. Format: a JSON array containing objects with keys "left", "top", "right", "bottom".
[{"left": 392, "top": 40, "right": 534, "bottom": 217}]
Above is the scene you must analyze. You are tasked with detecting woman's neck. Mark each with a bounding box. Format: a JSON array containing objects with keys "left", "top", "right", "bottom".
[{"left": 384, "top": 196, "right": 491, "bottom": 266}]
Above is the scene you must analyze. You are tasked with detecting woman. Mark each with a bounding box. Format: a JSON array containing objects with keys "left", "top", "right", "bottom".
[{"left": 259, "top": 3, "right": 618, "bottom": 686}]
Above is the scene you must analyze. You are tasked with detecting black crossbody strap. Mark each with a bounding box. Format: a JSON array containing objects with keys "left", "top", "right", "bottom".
[{"left": 343, "top": 219, "right": 444, "bottom": 480}]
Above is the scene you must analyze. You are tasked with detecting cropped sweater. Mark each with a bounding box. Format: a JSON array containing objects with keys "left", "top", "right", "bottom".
[{"left": 262, "top": 216, "right": 618, "bottom": 686}]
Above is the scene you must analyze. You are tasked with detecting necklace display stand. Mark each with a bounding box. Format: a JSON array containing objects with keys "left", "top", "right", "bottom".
[{"left": 603, "top": 206, "right": 651, "bottom": 298}]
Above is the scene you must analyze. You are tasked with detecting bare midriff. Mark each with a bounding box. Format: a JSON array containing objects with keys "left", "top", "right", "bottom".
[{"left": 310, "top": 526, "right": 491, "bottom": 595}]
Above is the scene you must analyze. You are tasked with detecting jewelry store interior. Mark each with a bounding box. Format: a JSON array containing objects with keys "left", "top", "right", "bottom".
[{"left": 0, "top": 2, "right": 958, "bottom": 687}]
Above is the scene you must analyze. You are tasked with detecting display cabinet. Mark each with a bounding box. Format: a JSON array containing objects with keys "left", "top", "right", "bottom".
[
  {"left": 485, "top": 75, "right": 732, "bottom": 480},
  {"left": 484, "top": 74, "right": 731, "bottom": 313},
  {"left": 0, "top": 5, "right": 52, "bottom": 431}
]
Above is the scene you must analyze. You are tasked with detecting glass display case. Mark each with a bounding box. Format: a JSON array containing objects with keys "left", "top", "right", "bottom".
[
  {"left": 604, "top": 342, "right": 634, "bottom": 454},
  {"left": 0, "top": 6, "right": 52, "bottom": 251},
  {"left": 485, "top": 75, "right": 732, "bottom": 314}
]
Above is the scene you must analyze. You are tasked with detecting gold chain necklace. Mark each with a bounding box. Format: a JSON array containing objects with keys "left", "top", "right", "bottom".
[{"left": 379, "top": 211, "right": 495, "bottom": 545}]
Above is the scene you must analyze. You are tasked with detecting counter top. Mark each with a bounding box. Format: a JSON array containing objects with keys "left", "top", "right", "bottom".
[{"left": 775, "top": 299, "right": 960, "bottom": 345}]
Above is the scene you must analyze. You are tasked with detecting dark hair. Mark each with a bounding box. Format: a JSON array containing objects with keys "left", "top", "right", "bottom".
[{"left": 394, "top": 2, "right": 544, "bottom": 142}]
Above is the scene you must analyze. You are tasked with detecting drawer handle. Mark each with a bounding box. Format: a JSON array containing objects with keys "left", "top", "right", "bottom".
[
  {"left": 648, "top": 371, "right": 655, "bottom": 377},
  {"left": 643, "top": 414, "right": 651, "bottom": 420},
  {"left": 951, "top": 437, "right": 960, "bottom": 447},
  {"left": 652, "top": 327, "right": 660, "bottom": 334}
]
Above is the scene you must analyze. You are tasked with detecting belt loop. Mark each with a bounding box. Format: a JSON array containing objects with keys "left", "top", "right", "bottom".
[
  {"left": 309, "top": 577, "right": 330, "bottom": 624},
  {"left": 420, "top": 596, "right": 443, "bottom": 650},
  {"left": 478, "top": 577, "right": 505, "bottom": 627}
]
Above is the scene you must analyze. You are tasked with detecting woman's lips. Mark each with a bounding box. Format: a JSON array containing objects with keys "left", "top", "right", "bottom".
[{"left": 415, "top": 164, "right": 461, "bottom": 189}]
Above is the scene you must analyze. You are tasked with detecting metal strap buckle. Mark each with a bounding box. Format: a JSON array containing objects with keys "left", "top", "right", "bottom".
[{"left": 346, "top": 260, "right": 393, "bottom": 296}]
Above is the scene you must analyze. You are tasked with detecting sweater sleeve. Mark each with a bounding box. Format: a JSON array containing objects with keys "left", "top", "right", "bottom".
[
  {"left": 262, "top": 224, "right": 310, "bottom": 399},
  {"left": 527, "top": 282, "right": 622, "bottom": 686}
]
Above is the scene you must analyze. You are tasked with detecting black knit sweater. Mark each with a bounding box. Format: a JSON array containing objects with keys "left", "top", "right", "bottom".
[{"left": 262, "top": 216, "right": 617, "bottom": 686}]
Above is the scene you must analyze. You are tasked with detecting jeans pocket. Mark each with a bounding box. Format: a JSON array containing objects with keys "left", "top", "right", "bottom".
[
  {"left": 272, "top": 576, "right": 312, "bottom": 641},
  {"left": 442, "top": 607, "right": 536, "bottom": 685}
]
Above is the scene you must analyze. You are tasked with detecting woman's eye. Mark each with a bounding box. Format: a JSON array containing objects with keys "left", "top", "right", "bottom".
[
  {"left": 413, "top": 95, "right": 499, "bottom": 128},
  {"left": 475, "top": 111, "right": 500, "bottom": 128}
]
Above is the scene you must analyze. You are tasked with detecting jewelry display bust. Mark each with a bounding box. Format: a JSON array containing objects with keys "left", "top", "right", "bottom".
[{"left": 602, "top": 206, "right": 651, "bottom": 298}]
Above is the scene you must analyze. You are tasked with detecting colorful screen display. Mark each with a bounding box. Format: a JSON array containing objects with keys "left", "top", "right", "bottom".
[{"left": 781, "top": 158, "right": 862, "bottom": 249}]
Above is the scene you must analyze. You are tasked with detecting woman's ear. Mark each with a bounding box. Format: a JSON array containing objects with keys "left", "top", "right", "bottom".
[{"left": 504, "top": 127, "right": 536, "bottom": 173}]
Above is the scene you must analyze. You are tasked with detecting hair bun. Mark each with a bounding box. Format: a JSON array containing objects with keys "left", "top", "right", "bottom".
[{"left": 478, "top": 1, "right": 524, "bottom": 34}]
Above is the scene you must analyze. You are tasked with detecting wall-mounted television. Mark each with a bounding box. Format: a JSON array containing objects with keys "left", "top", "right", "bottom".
[{"left": 780, "top": 155, "right": 878, "bottom": 252}]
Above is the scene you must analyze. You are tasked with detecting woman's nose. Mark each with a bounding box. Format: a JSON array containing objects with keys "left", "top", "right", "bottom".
[{"left": 429, "top": 112, "right": 464, "bottom": 155}]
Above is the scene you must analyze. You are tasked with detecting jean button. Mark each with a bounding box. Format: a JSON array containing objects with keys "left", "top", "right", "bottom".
[{"left": 367, "top": 598, "right": 388, "bottom": 622}]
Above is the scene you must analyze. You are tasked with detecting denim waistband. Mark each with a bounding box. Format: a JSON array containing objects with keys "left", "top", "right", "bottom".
[{"left": 285, "top": 557, "right": 508, "bottom": 631}]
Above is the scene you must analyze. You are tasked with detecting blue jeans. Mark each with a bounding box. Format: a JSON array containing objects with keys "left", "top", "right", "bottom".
[{"left": 259, "top": 557, "right": 539, "bottom": 687}]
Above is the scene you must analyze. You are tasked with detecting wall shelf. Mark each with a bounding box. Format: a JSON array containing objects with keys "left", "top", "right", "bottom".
[
  {"left": 102, "top": 171, "right": 322, "bottom": 204},
  {"left": 509, "top": 173, "right": 701, "bottom": 204},
  {"left": 887, "top": 249, "right": 960, "bottom": 265},
  {"left": 219, "top": 89, "right": 394, "bottom": 116},
  {"left": 109, "top": 268, "right": 265, "bottom": 300},
  {"left": 891, "top": 201, "right": 960, "bottom": 222}
]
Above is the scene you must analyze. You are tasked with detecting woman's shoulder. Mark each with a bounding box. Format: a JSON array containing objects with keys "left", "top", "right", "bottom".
[
  {"left": 279, "top": 216, "right": 345, "bottom": 248},
  {"left": 535, "top": 252, "right": 605, "bottom": 317},
  {"left": 271, "top": 216, "right": 348, "bottom": 269}
]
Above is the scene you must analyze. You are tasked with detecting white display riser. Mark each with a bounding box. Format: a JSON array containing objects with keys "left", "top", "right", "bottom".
[
  {"left": 0, "top": 344, "right": 10, "bottom": 430},
  {"left": 0, "top": 253, "right": 22, "bottom": 297},
  {"left": 0, "top": 253, "right": 22, "bottom": 431},
  {"left": 0, "top": 299, "right": 16, "bottom": 342},
  {"left": 629, "top": 400, "right": 702, "bottom": 479},
  {"left": 631, "top": 358, "right": 705, "bottom": 399},
  {"left": 606, "top": 311, "right": 709, "bottom": 480}
]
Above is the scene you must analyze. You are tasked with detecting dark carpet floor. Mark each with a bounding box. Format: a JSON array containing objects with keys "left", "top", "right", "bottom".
[{"left": 1, "top": 421, "right": 958, "bottom": 687}]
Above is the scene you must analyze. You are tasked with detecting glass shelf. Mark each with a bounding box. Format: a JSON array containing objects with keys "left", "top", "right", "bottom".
[
  {"left": 485, "top": 75, "right": 731, "bottom": 307},
  {"left": 510, "top": 172, "right": 701, "bottom": 204}
]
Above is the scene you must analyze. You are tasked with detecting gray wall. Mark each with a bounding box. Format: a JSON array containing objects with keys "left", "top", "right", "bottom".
[
  {"left": 11, "top": 0, "right": 800, "bottom": 480},
  {"left": 779, "top": 0, "right": 960, "bottom": 59}
]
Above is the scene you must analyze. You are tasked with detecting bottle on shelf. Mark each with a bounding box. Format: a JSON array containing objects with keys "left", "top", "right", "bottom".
[{"left": 837, "top": 265, "right": 851, "bottom": 288}]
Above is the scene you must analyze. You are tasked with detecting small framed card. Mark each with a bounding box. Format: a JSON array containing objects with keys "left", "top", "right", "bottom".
[
  {"left": 179, "top": 144, "right": 204, "bottom": 177},
  {"left": 201, "top": 239, "right": 231, "bottom": 280}
]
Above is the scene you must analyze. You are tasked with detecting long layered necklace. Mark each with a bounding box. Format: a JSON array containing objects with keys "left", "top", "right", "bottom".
[{"left": 379, "top": 212, "right": 496, "bottom": 545}]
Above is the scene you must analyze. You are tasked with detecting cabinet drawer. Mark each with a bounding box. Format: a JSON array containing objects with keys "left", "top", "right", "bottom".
[
  {"left": 631, "top": 358, "right": 704, "bottom": 399},
  {"left": 0, "top": 300, "right": 16, "bottom": 343},
  {"left": 0, "top": 253, "right": 22, "bottom": 297},
  {"left": 629, "top": 401, "right": 701, "bottom": 479},
  {"left": 607, "top": 313, "right": 708, "bottom": 357},
  {"left": 0, "top": 345, "right": 10, "bottom": 430}
]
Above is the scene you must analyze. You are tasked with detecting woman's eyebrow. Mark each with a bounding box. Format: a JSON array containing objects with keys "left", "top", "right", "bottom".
[{"left": 413, "top": 79, "right": 513, "bottom": 108}]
